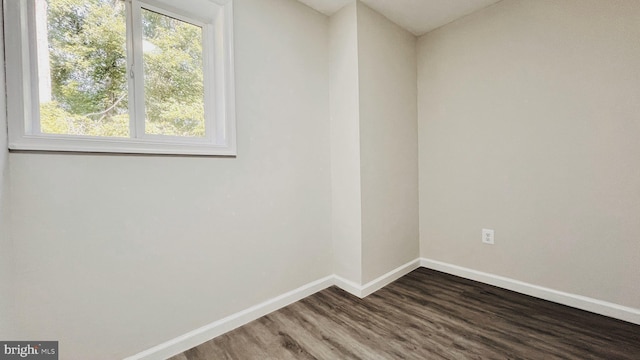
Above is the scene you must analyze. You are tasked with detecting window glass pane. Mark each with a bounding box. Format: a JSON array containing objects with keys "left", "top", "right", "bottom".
[
  {"left": 142, "top": 8, "right": 205, "bottom": 138},
  {"left": 36, "top": 0, "right": 130, "bottom": 137}
]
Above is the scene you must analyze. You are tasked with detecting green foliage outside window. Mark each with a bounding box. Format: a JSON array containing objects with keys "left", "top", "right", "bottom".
[{"left": 40, "top": 0, "right": 205, "bottom": 138}]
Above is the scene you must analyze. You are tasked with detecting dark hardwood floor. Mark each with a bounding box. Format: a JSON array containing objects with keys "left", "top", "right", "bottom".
[{"left": 171, "top": 268, "right": 640, "bottom": 359}]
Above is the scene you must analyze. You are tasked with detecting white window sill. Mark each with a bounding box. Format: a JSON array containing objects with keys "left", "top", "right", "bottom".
[{"left": 9, "top": 135, "right": 237, "bottom": 156}]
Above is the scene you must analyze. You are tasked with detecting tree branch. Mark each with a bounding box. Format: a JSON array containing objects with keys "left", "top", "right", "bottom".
[{"left": 83, "top": 93, "right": 127, "bottom": 118}]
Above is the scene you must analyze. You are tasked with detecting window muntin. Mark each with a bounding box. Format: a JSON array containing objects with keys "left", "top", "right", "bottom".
[{"left": 4, "top": 0, "right": 236, "bottom": 156}]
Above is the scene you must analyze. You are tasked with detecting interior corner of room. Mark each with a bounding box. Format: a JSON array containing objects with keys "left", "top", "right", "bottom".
[{"left": 1, "top": 0, "right": 639, "bottom": 359}]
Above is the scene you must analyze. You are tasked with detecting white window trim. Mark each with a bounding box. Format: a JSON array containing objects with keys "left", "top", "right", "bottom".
[{"left": 3, "top": 0, "right": 237, "bottom": 156}]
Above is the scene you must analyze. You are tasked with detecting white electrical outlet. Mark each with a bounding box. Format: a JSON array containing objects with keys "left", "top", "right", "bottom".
[{"left": 482, "top": 229, "right": 495, "bottom": 244}]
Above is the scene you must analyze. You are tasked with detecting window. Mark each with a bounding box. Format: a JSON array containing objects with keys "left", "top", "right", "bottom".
[{"left": 4, "top": 0, "right": 236, "bottom": 156}]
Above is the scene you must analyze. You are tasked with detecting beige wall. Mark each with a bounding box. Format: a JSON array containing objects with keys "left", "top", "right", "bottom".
[
  {"left": 329, "top": 2, "right": 362, "bottom": 283},
  {"left": 329, "top": 1, "right": 419, "bottom": 284},
  {"left": 7, "top": 0, "right": 639, "bottom": 356},
  {"left": 357, "top": 2, "right": 419, "bottom": 283},
  {"left": 418, "top": 0, "right": 640, "bottom": 308},
  {"left": 0, "top": 4, "right": 15, "bottom": 338},
  {"left": 8, "top": 0, "right": 332, "bottom": 357}
]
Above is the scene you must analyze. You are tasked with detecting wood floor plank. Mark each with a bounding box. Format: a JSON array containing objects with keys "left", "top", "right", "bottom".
[{"left": 170, "top": 268, "right": 640, "bottom": 359}]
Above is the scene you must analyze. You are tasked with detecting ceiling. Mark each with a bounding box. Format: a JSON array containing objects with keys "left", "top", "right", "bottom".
[{"left": 297, "top": 0, "right": 502, "bottom": 36}]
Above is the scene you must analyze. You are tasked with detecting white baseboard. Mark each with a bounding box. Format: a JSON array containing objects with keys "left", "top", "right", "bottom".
[
  {"left": 124, "top": 275, "right": 334, "bottom": 360},
  {"left": 126, "top": 258, "right": 639, "bottom": 359},
  {"left": 333, "top": 275, "right": 363, "bottom": 297},
  {"left": 420, "top": 258, "right": 640, "bottom": 325},
  {"left": 125, "top": 260, "right": 421, "bottom": 359},
  {"left": 334, "top": 259, "right": 421, "bottom": 298}
]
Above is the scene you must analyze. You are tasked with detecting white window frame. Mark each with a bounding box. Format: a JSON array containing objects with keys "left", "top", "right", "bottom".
[{"left": 3, "top": 0, "right": 236, "bottom": 156}]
